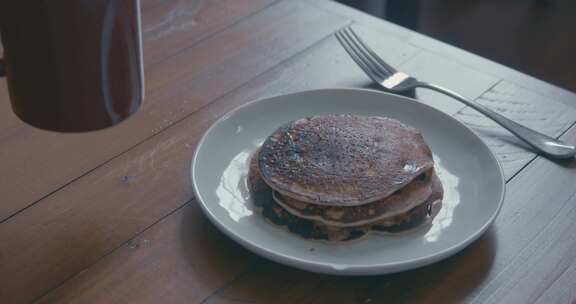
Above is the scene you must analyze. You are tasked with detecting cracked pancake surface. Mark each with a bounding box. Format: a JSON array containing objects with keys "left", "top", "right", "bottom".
[{"left": 258, "top": 115, "right": 434, "bottom": 206}]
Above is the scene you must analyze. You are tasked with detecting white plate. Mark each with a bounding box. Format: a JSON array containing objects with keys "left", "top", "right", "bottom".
[{"left": 192, "top": 88, "right": 505, "bottom": 275}]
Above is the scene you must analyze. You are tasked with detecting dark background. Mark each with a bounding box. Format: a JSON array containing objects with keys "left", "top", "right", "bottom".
[{"left": 336, "top": 0, "right": 576, "bottom": 92}]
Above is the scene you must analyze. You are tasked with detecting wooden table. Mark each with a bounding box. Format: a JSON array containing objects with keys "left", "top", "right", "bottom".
[{"left": 1, "top": 1, "right": 576, "bottom": 303}]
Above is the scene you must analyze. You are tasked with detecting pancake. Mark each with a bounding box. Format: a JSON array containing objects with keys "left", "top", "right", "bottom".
[
  {"left": 258, "top": 115, "right": 433, "bottom": 206},
  {"left": 248, "top": 151, "right": 444, "bottom": 242},
  {"left": 272, "top": 170, "right": 440, "bottom": 228},
  {"left": 253, "top": 169, "right": 443, "bottom": 242},
  {"left": 267, "top": 190, "right": 441, "bottom": 242}
]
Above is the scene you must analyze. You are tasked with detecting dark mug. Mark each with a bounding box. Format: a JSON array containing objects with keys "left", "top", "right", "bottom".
[{"left": 0, "top": 0, "right": 144, "bottom": 132}]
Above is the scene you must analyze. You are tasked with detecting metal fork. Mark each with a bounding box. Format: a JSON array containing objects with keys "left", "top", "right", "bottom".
[{"left": 335, "top": 26, "right": 575, "bottom": 159}]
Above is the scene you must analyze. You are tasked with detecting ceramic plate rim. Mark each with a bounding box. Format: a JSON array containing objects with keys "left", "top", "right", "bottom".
[{"left": 191, "top": 88, "right": 505, "bottom": 275}]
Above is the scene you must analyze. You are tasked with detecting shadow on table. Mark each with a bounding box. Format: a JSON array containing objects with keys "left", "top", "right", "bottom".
[
  {"left": 311, "top": 229, "right": 498, "bottom": 303},
  {"left": 552, "top": 155, "right": 576, "bottom": 168},
  {"left": 178, "top": 202, "right": 257, "bottom": 288},
  {"left": 466, "top": 127, "right": 576, "bottom": 168},
  {"left": 499, "top": 135, "right": 576, "bottom": 168},
  {"left": 361, "top": 82, "right": 417, "bottom": 99},
  {"left": 188, "top": 208, "right": 498, "bottom": 303}
]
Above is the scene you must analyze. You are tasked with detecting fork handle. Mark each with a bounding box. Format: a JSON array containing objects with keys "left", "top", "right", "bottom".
[{"left": 416, "top": 82, "right": 575, "bottom": 159}]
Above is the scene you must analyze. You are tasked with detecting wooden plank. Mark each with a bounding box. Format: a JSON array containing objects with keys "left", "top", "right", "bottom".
[
  {"left": 28, "top": 27, "right": 418, "bottom": 304},
  {"left": 5, "top": 1, "right": 574, "bottom": 303},
  {"left": 36, "top": 203, "right": 257, "bottom": 304},
  {"left": 142, "top": 0, "right": 277, "bottom": 65},
  {"left": 406, "top": 33, "right": 576, "bottom": 108},
  {"left": 0, "top": 0, "right": 344, "bottom": 223},
  {"left": 386, "top": 127, "right": 576, "bottom": 304},
  {"left": 308, "top": 0, "right": 576, "bottom": 178},
  {"left": 396, "top": 50, "right": 499, "bottom": 116},
  {"left": 334, "top": 25, "right": 499, "bottom": 117},
  {"left": 308, "top": 0, "right": 576, "bottom": 108},
  {"left": 14, "top": 9, "right": 576, "bottom": 304},
  {"left": 0, "top": 2, "right": 348, "bottom": 303},
  {"left": 33, "top": 23, "right": 559, "bottom": 303},
  {"left": 305, "top": 0, "right": 414, "bottom": 41},
  {"left": 199, "top": 235, "right": 498, "bottom": 304},
  {"left": 201, "top": 236, "right": 497, "bottom": 303},
  {"left": 0, "top": 0, "right": 276, "bottom": 130},
  {"left": 470, "top": 196, "right": 576, "bottom": 303},
  {"left": 203, "top": 260, "right": 330, "bottom": 304},
  {"left": 0, "top": 0, "right": 274, "bottom": 131},
  {"left": 534, "top": 263, "right": 576, "bottom": 304},
  {"left": 453, "top": 80, "right": 576, "bottom": 179}
]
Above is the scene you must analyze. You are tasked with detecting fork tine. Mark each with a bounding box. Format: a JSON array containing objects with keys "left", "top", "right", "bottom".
[
  {"left": 340, "top": 28, "right": 391, "bottom": 79},
  {"left": 335, "top": 30, "right": 385, "bottom": 83},
  {"left": 344, "top": 26, "right": 398, "bottom": 75},
  {"left": 336, "top": 30, "right": 385, "bottom": 81}
]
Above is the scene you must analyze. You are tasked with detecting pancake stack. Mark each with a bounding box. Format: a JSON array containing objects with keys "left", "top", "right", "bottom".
[{"left": 248, "top": 115, "right": 443, "bottom": 242}]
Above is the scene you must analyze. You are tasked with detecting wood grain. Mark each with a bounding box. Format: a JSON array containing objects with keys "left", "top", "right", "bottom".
[
  {"left": 471, "top": 197, "right": 576, "bottom": 303},
  {"left": 406, "top": 32, "right": 576, "bottom": 108},
  {"left": 24, "top": 29, "right": 417, "bottom": 304},
  {"left": 314, "top": 0, "right": 576, "bottom": 176},
  {"left": 3, "top": 1, "right": 576, "bottom": 303},
  {"left": 34, "top": 22, "right": 576, "bottom": 303},
  {"left": 308, "top": 0, "right": 576, "bottom": 110},
  {"left": 305, "top": 0, "right": 414, "bottom": 42},
  {"left": 311, "top": 0, "right": 576, "bottom": 172},
  {"left": 322, "top": 0, "right": 576, "bottom": 108},
  {"left": 396, "top": 50, "right": 499, "bottom": 116},
  {"left": 0, "top": 0, "right": 272, "bottom": 131},
  {"left": 454, "top": 80, "right": 576, "bottom": 179},
  {"left": 142, "top": 0, "right": 276, "bottom": 65},
  {"left": 36, "top": 203, "right": 257, "bottom": 304},
  {"left": 534, "top": 262, "right": 576, "bottom": 304},
  {"left": 199, "top": 233, "right": 497, "bottom": 304},
  {"left": 0, "top": 1, "right": 348, "bottom": 303},
  {"left": 0, "top": 0, "right": 344, "bottom": 223}
]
